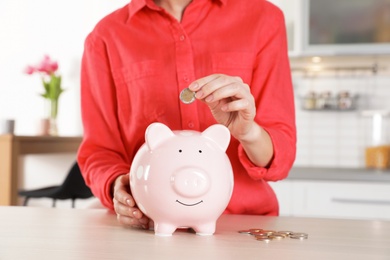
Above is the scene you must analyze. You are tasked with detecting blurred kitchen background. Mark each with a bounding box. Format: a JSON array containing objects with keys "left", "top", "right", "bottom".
[{"left": 1, "top": 1, "right": 389, "bottom": 219}]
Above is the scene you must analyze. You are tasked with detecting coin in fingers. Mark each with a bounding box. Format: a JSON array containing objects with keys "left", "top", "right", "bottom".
[{"left": 180, "top": 88, "right": 196, "bottom": 104}]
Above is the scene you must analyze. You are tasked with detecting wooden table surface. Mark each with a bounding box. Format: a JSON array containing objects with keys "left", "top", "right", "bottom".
[
  {"left": 0, "top": 206, "right": 389, "bottom": 260},
  {"left": 0, "top": 134, "right": 82, "bottom": 205}
]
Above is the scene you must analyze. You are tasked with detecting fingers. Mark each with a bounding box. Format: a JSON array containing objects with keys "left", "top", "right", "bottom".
[
  {"left": 112, "top": 174, "right": 150, "bottom": 229},
  {"left": 189, "top": 74, "right": 251, "bottom": 109},
  {"left": 116, "top": 208, "right": 150, "bottom": 229},
  {"left": 188, "top": 74, "right": 222, "bottom": 92},
  {"left": 188, "top": 74, "right": 256, "bottom": 140},
  {"left": 114, "top": 195, "right": 150, "bottom": 229}
]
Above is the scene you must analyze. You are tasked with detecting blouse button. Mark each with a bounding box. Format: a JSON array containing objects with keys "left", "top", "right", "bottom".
[
  {"left": 179, "top": 35, "right": 185, "bottom": 41},
  {"left": 188, "top": 122, "right": 194, "bottom": 128}
]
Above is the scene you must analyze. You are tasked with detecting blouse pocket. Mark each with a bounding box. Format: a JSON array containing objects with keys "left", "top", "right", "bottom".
[
  {"left": 211, "top": 52, "right": 255, "bottom": 84},
  {"left": 113, "top": 60, "right": 168, "bottom": 124}
]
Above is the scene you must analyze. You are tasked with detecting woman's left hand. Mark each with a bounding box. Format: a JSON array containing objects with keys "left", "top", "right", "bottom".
[{"left": 189, "top": 74, "right": 256, "bottom": 142}]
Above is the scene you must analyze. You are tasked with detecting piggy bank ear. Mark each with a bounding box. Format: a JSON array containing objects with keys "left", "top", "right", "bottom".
[
  {"left": 201, "top": 124, "right": 230, "bottom": 152},
  {"left": 145, "top": 123, "right": 175, "bottom": 151}
]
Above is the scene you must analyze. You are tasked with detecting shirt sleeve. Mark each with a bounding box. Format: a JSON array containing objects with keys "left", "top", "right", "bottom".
[
  {"left": 77, "top": 33, "right": 130, "bottom": 210},
  {"left": 238, "top": 2, "right": 296, "bottom": 182}
]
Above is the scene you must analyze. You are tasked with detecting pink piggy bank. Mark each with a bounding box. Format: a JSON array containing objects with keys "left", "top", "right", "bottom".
[{"left": 129, "top": 122, "right": 234, "bottom": 236}]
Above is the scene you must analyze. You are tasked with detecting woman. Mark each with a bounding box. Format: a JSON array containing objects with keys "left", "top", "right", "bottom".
[{"left": 78, "top": 0, "right": 296, "bottom": 229}]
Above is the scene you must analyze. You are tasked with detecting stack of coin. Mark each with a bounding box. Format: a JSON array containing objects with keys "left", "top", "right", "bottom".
[{"left": 238, "top": 228, "right": 308, "bottom": 243}]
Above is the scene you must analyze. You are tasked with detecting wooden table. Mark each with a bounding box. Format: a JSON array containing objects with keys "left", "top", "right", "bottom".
[
  {"left": 0, "top": 135, "right": 82, "bottom": 206},
  {"left": 0, "top": 206, "right": 389, "bottom": 260}
]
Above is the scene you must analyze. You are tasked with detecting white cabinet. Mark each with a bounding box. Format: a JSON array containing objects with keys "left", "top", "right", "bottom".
[
  {"left": 269, "top": 180, "right": 390, "bottom": 220},
  {"left": 268, "top": 180, "right": 294, "bottom": 216},
  {"left": 267, "top": 0, "right": 303, "bottom": 56},
  {"left": 268, "top": 0, "right": 390, "bottom": 57}
]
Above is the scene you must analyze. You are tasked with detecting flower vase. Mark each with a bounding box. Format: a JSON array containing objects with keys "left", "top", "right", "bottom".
[
  {"left": 48, "top": 116, "right": 58, "bottom": 136},
  {"left": 49, "top": 98, "right": 58, "bottom": 136},
  {"left": 43, "top": 98, "right": 59, "bottom": 136},
  {"left": 25, "top": 55, "right": 64, "bottom": 136}
]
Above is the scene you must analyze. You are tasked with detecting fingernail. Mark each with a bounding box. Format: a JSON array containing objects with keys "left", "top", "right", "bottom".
[
  {"left": 195, "top": 90, "right": 203, "bottom": 99},
  {"left": 126, "top": 199, "right": 131, "bottom": 206},
  {"left": 189, "top": 82, "right": 199, "bottom": 91},
  {"left": 205, "top": 95, "right": 213, "bottom": 103}
]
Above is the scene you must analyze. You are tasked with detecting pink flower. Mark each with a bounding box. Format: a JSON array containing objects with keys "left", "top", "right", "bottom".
[
  {"left": 24, "top": 55, "right": 64, "bottom": 103},
  {"left": 36, "top": 55, "right": 58, "bottom": 75},
  {"left": 24, "top": 55, "right": 59, "bottom": 76},
  {"left": 24, "top": 65, "right": 36, "bottom": 75}
]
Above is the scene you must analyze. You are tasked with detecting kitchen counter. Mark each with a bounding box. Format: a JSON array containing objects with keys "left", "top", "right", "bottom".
[
  {"left": 289, "top": 167, "right": 390, "bottom": 183},
  {"left": 271, "top": 167, "right": 390, "bottom": 220},
  {"left": 1, "top": 206, "right": 389, "bottom": 260}
]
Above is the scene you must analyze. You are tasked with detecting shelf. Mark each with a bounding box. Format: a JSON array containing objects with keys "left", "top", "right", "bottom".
[
  {"left": 300, "top": 94, "right": 358, "bottom": 111},
  {"left": 301, "top": 107, "right": 357, "bottom": 112},
  {"left": 289, "top": 56, "right": 390, "bottom": 76},
  {"left": 291, "top": 64, "right": 384, "bottom": 74}
]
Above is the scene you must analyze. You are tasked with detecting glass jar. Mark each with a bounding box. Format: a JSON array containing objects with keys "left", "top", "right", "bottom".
[
  {"left": 338, "top": 91, "right": 353, "bottom": 110},
  {"left": 316, "top": 91, "right": 333, "bottom": 110},
  {"left": 303, "top": 91, "right": 317, "bottom": 110},
  {"left": 363, "top": 110, "right": 390, "bottom": 169},
  {"left": 40, "top": 98, "right": 59, "bottom": 136}
]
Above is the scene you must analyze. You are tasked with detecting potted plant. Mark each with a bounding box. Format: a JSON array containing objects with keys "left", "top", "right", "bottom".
[{"left": 24, "top": 55, "right": 64, "bottom": 135}]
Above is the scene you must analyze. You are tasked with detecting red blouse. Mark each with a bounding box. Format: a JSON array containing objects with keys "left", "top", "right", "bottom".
[{"left": 78, "top": 0, "right": 296, "bottom": 215}]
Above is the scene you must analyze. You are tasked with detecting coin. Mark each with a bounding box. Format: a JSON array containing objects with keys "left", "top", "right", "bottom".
[
  {"left": 290, "top": 232, "right": 308, "bottom": 237},
  {"left": 290, "top": 235, "right": 308, "bottom": 240},
  {"left": 179, "top": 88, "right": 196, "bottom": 104},
  {"left": 278, "top": 231, "right": 294, "bottom": 236},
  {"left": 272, "top": 232, "right": 288, "bottom": 238},
  {"left": 254, "top": 234, "right": 269, "bottom": 239},
  {"left": 251, "top": 231, "right": 271, "bottom": 236},
  {"left": 290, "top": 232, "right": 308, "bottom": 240},
  {"left": 256, "top": 237, "right": 272, "bottom": 243},
  {"left": 249, "top": 228, "right": 263, "bottom": 233},
  {"left": 260, "top": 230, "right": 276, "bottom": 235},
  {"left": 238, "top": 229, "right": 252, "bottom": 234},
  {"left": 268, "top": 234, "right": 285, "bottom": 240},
  {"left": 239, "top": 228, "right": 308, "bottom": 243}
]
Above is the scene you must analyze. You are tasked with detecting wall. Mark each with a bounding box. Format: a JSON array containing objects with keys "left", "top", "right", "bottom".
[
  {"left": 0, "top": 0, "right": 129, "bottom": 207},
  {"left": 292, "top": 57, "right": 390, "bottom": 168},
  {"left": 1, "top": 1, "right": 390, "bottom": 207},
  {"left": 270, "top": 0, "right": 390, "bottom": 168},
  {"left": 0, "top": 0, "right": 129, "bottom": 135}
]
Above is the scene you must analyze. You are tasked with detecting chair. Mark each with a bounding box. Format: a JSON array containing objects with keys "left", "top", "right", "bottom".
[{"left": 18, "top": 162, "right": 94, "bottom": 208}]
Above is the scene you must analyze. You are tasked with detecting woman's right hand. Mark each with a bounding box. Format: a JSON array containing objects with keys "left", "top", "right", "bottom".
[{"left": 112, "top": 174, "right": 152, "bottom": 229}]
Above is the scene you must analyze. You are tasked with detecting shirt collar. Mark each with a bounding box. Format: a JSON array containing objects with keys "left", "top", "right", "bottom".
[{"left": 128, "top": 0, "right": 226, "bottom": 19}]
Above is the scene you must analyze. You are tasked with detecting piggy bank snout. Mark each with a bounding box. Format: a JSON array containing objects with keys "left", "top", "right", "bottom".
[{"left": 171, "top": 168, "right": 210, "bottom": 198}]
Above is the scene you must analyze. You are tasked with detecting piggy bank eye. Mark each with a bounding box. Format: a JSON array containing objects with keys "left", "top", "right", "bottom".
[
  {"left": 179, "top": 149, "right": 182, "bottom": 153},
  {"left": 198, "top": 150, "right": 202, "bottom": 153}
]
